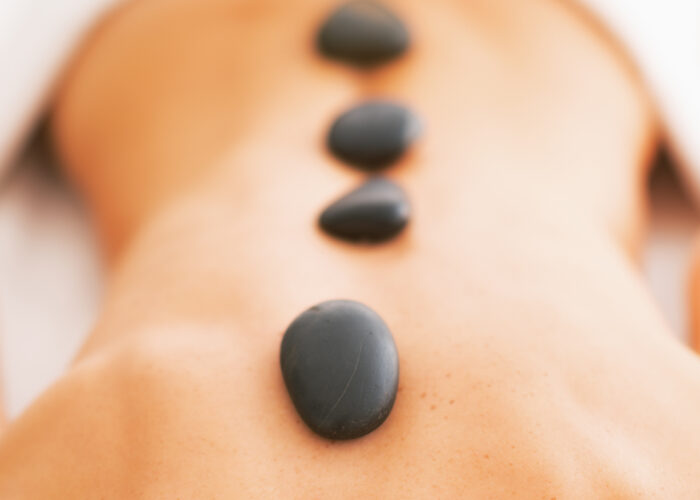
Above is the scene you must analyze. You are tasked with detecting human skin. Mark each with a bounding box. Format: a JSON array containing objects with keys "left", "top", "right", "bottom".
[{"left": 1, "top": 0, "right": 700, "bottom": 497}]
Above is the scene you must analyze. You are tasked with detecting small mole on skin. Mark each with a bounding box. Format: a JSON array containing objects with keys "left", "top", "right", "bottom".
[
  {"left": 420, "top": 392, "right": 427, "bottom": 399},
  {"left": 449, "top": 399, "right": 454, "bottom": 405},
  {"left": 430, "top": 404, "right": 436, "bottom": 410},
  {"left": 483, "top": 454, "right": 489, "bottom": 460},
  {"left": 446, "top": 373, "right": 451, "bottom": 378}
]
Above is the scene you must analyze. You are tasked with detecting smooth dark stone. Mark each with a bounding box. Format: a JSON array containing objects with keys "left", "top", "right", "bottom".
[
  {"left": 280, "top": 300, "right": 399, "bottom": 440},
  {"left": 317, "top": 1, "right": 409, "bottom": 66},
  {"left": 319, "top": 177, "right": 410, "bottom": 243},
  {"left": 328, "top": 100, "right": 421, "bottom": 170}
]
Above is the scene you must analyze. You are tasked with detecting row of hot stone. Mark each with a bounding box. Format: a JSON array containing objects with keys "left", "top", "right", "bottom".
[
  {"left": 280, "top": 1, "right": 413, "bottom": 442},
  {"left": 317, "top": 1, "right": 420, "bottom": 243}
]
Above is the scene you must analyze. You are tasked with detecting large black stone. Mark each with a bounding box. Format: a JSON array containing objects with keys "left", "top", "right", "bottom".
[
  {"left": 328, "top": 100, "right": 421, "bottom": 170},
  {"left": 320, "top": 177, "right": 410, "bottom": 243},
  {"left": 317, "top": 1, "right": 410, "bottom": 66},
  {"left": 280, "top": 300, "right": 399, "bottom": 440}
]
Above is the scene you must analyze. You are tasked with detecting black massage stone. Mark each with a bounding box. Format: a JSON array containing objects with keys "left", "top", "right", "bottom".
[
  {"left": 319, "top": 177, "right": 409, "bottom": 243},
  {"left": 317, "top": 0, "right": 409, "bottom": 66},
  {"left": 280, "top": 300, "right": 399, "bottom": 440},
  {"left": 328, "top": 100, "right": 421, "bottom": 170}
]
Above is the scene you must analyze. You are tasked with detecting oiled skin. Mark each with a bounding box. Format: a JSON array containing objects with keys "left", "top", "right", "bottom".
[{"left": 2, "top": 0, "right": 700, "bottom": 497}]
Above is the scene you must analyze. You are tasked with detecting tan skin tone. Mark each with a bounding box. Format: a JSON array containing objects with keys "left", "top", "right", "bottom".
[{"left": 1, "top": 0, "right": 700, "bottom": 497}]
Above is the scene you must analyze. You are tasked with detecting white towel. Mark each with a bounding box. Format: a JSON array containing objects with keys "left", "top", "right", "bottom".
[
  {"left": 580, "top": 0, "right": 700, "bottom": 202},
  {"left": 0, "top": 0, "right": 117, "bottom": 173}
]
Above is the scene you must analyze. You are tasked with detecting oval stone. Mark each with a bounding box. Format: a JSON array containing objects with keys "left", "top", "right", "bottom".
[
  {"left": 319, "top": 177, "right": 410, "bottom": 242},
  {"left": 280, "top": 300, "right": 399, "bottom": 440},
  {"left": 317, "top": 1, "right": 410, "bottom": 66},
  {"left": 328, "top": 100, "right": 421, "bottom": 170}
]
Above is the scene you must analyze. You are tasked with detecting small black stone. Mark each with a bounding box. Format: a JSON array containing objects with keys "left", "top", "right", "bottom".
[
  {"left": 317, "top": 1, "right": 410, "bottom": 66},
  {"left": 328, "top": 100, "right": 421, "bottom": 170},
  {"left": 280, "top": 300, "right": 399, "bottom": 440},
  {"left": 320, "top": 177, "right": 410, "bottom": 243}
]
